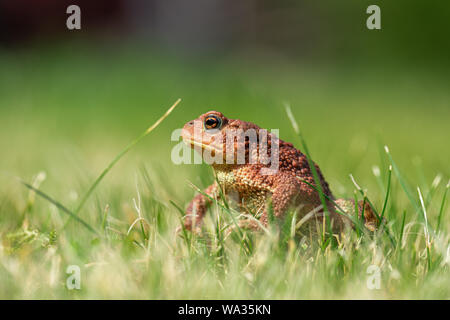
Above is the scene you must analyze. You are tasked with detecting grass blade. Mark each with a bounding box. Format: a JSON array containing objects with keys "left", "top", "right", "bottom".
[
  {"left": 21, "top": 180, "right": 99, "bottom": 235},
  {"left": 73, "top": 98, "right": 181, "bottom": 217},
  {"left": 398, "top": 210, "right": 407, "bottom": 250},
  {"left": 417, "top": 187, "right": 430, "bottom": 243},
  {"left": 348, "top": 173, "right": 396, "bottom": 246},
  {"left": 380, "top": 165, "right": 392, "bottom": 221},
  {"left": 349, "top": 174, "right": 381, "bottom": 223},
  {"left": 101, "top": 204, "right": 109, "bottom": 233},
  {"left": 418, "top": 187, "right": 432, "bottom": 271},
  {"left": 436, "top": 181, "right": 449, "bottom": 232},
  {"left": 384, "top": 146, "right": 422, "bottom": 217},
  {"left": 353, "top": 191, "right": 360, "bottom": 237},
  {"left": 285, "top": 104, "right": 335, "bottom": 247},
  {"left": 169, "top": 200, "right": 192, "bottom": 251}
]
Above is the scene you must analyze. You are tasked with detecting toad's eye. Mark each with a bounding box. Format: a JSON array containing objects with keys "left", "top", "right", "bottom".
[{"left": 204, "top": 115, "right": 222, "bottom": 130}]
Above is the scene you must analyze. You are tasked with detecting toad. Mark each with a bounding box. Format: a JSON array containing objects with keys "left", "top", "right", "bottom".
[{"left": 181, "top": 111, "right": 379, "bottom": 234}]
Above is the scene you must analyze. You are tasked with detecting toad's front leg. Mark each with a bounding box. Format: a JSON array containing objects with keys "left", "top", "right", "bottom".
[{"left": 184, "top": 183, "right": 218, "bottom": 231}]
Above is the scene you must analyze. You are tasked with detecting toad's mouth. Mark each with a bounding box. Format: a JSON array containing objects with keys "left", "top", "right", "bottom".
[{"left": 183, "top": 138, "right": 224, "bottom": 156}]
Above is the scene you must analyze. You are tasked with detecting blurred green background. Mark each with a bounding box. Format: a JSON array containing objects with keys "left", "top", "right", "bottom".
[{"left": 1, "top": 0, "right": 449, "bottom": 201}]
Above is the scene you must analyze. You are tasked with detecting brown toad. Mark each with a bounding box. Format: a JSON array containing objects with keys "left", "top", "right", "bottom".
[{"left": 181, "top": 111, "right": 379, "bottom": 233}]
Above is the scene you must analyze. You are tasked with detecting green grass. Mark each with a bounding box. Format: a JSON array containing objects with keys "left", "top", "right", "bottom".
[{"left": 0, "top": 43, "right": 449, "bottom": 299}]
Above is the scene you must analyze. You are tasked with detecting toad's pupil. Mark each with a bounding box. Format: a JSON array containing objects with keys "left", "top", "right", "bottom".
[{"left": 206, "top": 118, "right": 217, "bottom": 127}]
